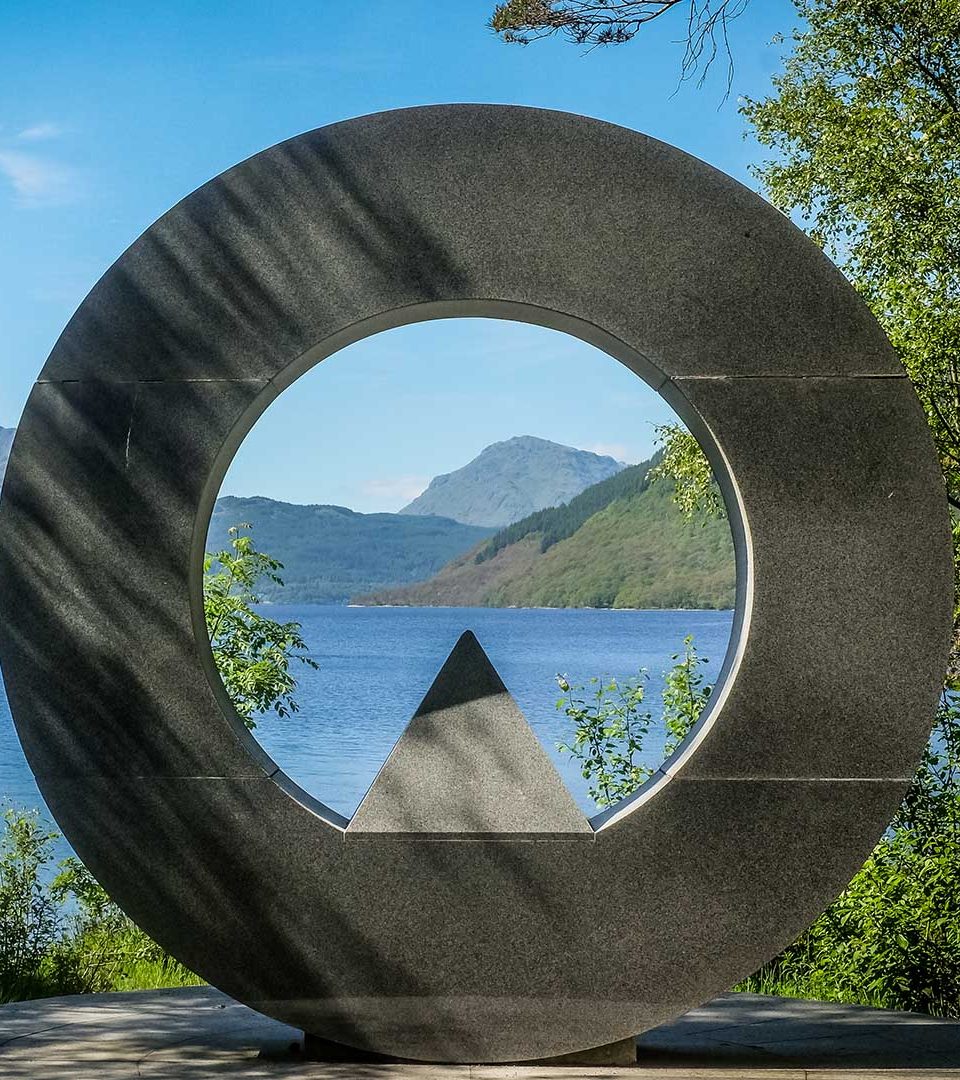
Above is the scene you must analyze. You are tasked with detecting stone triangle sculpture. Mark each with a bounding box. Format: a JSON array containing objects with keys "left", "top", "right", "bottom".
[{"left": 347, "top": 631, "right": 591, "bottom": 839}]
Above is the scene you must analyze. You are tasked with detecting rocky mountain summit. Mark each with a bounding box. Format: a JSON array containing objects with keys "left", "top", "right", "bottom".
[
  {"left": 0, "top": 428, "right": 14, "bottom": 484},
  {"left": 399, "top": 435, "right": 625, "bottom": 528}
]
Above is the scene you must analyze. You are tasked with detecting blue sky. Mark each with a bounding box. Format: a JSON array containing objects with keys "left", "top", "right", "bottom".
[{"left": 0, "top": 0, "right": 799, "bottom": 510}]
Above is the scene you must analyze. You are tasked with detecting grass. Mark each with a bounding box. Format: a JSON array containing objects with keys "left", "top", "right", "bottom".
[
  {"left": 109, "top": 955, "right": 205, "bottom": 992},
  {"left": 736, "top": 971, "right": 891, "bottom": 1011}
]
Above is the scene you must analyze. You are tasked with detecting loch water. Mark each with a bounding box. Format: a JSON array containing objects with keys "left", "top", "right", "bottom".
[{"left": 0, "top": 605, "right": 734, "bottom": 857}]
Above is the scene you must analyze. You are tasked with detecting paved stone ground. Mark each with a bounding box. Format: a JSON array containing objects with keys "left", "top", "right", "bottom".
[{"left": 3, "top": 987, "right": 960, "bottom": 1078}]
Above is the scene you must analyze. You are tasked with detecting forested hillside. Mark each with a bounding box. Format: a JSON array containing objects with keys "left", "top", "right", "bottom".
[
  {"left": 356, "top": 471, "right": 735, "bottom": 609},
  {"left": 209, "top": 496, "right": 492, "bottom": 604},
  {"left": 475, "top": 458, "right": 656, "bottom": 562}
]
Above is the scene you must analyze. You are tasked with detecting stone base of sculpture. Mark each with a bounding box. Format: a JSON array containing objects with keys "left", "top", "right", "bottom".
[{"left": 299, "top": 1031, "right": 637, "bottom": 1066}]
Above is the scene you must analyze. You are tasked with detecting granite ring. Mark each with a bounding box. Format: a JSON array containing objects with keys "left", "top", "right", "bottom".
[{"left": 0, "top": 105, "right": 951, "bottom": 1062}]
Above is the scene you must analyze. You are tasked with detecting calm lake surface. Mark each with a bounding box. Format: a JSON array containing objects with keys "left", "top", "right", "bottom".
[{"left": 0, "top": 606, "right": 734, "bottom": 857}]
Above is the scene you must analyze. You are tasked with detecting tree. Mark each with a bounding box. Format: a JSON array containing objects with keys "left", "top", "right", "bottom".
[
  {"left": 743, "top": 1, "right": 960, "bottom": 506},
  {"left": 647, "top": 1, "right": 960, "bottom": 645},
  {"left": 649, "top": 424, "right": 724, "bottom": 520},
  {"left": 552, "top": 5, "right": 960, "bottom": 1013},
  {"left": 649, "top": 6, "right": 960, "bottom": 997},
  {"left": 556, "top": 635, "right": 712, "bottom": 805},
  {"left": 0, "top": 808, "right": 60, "bottom": 1001},
  {"left": 204, "top": 525, "right": 318, "bottom": 728},
  {"left": 0, "top": 804, "right": 199, "bottom": 1001},
  {"left": 741, "top": 0, "right": 960, "bottom": 656},
  {"left": 740, "top": 692, "right": 960, "bottom": 1015},
  {"left": 489, "top": 0, "right": 749, "bottom": 85}
]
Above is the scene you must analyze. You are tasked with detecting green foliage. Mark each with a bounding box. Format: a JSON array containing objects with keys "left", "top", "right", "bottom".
[
  {"left": 557, "top": 635, "right": 712, "bottom": 806},
  {"left": 204, "top": 525, "right": 318, "bottom": 728},
  {"left": 741, "top": 0, "right": 960, "bottom": 632},
  {"left": 556, "top": 672, "right": 653, "bottom": 807},
  {"left": 649, "top": 424, "right": 725, "bottom": 521},
  {"left": 0, "top": 807, "right": 200, "bottom": 1003},
  {"left": 661, "top": 634, "right": 714, "bottom": 747},
  {"left": 741, "top": 693, "right": 960, "bottom": 1016},
  {"left": 484, "top": 477, "right": 735, "bottom": 609},
  {"left": 0, "top": 808, "right": 60, "bottom": 1002},
  {"left": 475, "top": 457, "right": 658, "bottom": 563},
  {"left": 729, "top": 10, "right": 960, "bottom": 1010}
]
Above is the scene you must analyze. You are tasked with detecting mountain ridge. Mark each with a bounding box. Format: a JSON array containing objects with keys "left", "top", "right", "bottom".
[
  {"left": 209, "top": 495, "right": 492, "bottom": 604},
  {"left": 400, "top": 435, "right": 625, "bottom": 527},
  {"left": 0, "top": 427, "right": 732, "bottom": 610},
  {"left": 0, "top": 428, "right": 15, "bottom": 484},
  {"left": 355, "top": 463, "right": 735, "bottom": 610}
]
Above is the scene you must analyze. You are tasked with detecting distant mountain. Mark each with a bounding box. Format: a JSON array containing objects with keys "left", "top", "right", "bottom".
[
  {"left": 356, "top": 460, "right": 735, "bottom": 610},
  {"left": 0, "top": 428, "right": 14, "bottom": 485},
  {"left": 399, "top": 435, "right": 625, "bottom": 528},
  {"left": 209, "top": 496, "right": 492, "bottom": 604}
]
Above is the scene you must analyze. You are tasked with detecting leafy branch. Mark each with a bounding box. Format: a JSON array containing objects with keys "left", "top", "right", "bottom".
[{"left": 203, "top": 525, "right": 318, "bottom": 728}]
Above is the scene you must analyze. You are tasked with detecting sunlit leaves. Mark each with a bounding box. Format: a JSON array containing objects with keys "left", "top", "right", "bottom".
[
  {"left": 649, "top": 423, "right": 726, "bottom": 521},
  {"left": 203, "top": 525, "right": 318, "bottom": 729},
  {"left": 556, "top": 635, "right": 712, "bottom": 807}
]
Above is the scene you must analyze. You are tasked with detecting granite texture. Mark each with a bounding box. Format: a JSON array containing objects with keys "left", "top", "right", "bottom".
[
  {"left": 0, "top": 378, "right": 276, "bottom": 782},
  {"left": 33, "top": 771, "right": 908, "bottom": 1062},
  {"left": 657, "top": 375, "right": 953, "bottom": 782},
  {"left": 37, "top": 106, "right": 900, "bottom": 386},
  {"left": 0, "top": 106, "right": 951, "bottom": 1063}
]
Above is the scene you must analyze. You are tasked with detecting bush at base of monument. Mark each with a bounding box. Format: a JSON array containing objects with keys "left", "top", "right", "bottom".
[{"left": 0, "top": 807, "right": 201, "bottom": 1003}]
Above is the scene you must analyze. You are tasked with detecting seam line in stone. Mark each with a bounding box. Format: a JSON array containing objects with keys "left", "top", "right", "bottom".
[
  {"left": 36, "top": 377, "right": 271, "bottom": 385},
  {"left": 672, "top": 373, "right": 907, "bottom": 381}
]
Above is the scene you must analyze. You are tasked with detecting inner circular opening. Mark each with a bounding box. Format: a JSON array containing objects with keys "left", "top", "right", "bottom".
[{"left": 202, "top": 314, "right": 740, "bottom": 822}]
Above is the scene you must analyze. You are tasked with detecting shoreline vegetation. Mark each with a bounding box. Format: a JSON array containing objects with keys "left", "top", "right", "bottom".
[{"left": 344, "top": 602, "right": 735, "bottom": 612}]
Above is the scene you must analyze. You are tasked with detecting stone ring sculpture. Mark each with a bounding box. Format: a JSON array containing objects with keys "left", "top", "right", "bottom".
[{"left": 0, "top": 106, "right": 951, "bottom": 1063}]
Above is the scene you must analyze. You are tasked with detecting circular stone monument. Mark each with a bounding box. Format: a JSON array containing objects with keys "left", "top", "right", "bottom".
[{"left": 0, "top": 106, "right": 951, "bottom": 1063}]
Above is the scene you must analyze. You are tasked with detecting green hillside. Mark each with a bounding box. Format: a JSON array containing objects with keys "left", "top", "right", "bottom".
[
  {"left": 475, "top": 458, "right": 656, "bottom": 562},
  {"left": 209, "top": 496, "right": 492, "bottom": 604},
  {"left": 489, "top": 481, "right": 734, "bottom": 609},
  {"left": 355, "top": 472, "right": 735, "bottom": 610}
]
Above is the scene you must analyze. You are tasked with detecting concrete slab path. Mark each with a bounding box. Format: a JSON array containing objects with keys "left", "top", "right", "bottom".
[{"left": 3, "top": 987, "right": 960, "bottom": 1079}]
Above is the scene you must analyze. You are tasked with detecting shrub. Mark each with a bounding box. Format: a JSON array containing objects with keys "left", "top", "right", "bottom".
[
  {"left": 556, "top": 635, "right": 710, "bottom": 805},
  {"left": 0, "top": 807, "right": 201, "bottom": 1003}
]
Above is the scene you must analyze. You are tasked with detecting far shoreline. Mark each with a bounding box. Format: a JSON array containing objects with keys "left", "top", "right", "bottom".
[{"left": 258, "top": 601, "right": 736, "bottom": 613}]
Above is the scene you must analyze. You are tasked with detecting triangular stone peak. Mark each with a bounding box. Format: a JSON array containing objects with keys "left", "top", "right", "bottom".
[{"left": 346, "top": 631, "right": 592, "bottom": 841}]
